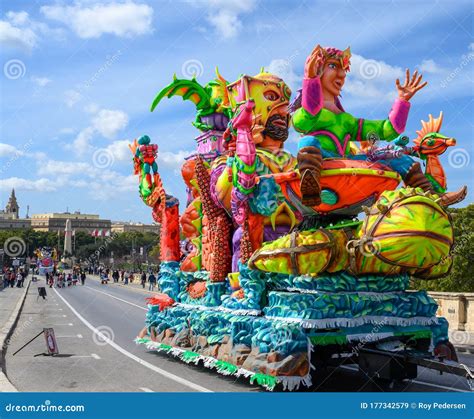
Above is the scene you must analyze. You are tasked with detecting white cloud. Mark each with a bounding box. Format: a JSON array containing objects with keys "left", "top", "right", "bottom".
[
  {"left": 64, "top": 107, "right": 129, "bottom": 157},
  {"left": 84, "top": 103, "right": 99, "bottom": 114},
  {"left": 0, "top": 143, "right": 21, "bottom": 157},
  {"left": 158, "top": 150, "right": 192, "bottom": 167},
  {"left": 0, "top": 18, "right": 37, "bottom": 50},
  {"left": 418, "top": 59, "right": 442, "bottom": 74},
  {"left": 86, "top": 172, "right": 136, "bottom": 201},
  {"left": 103, "top": 140, "right": 132, "bottom": 162},
  {"left": 31, "top": 76, "right": 52, "bottom": 87},
  {"left": 0, "top": 177, "right": 57, "bottom": 192},
  {"left": 37, "top": 160, "right": 92, "bottom": 177},
  {"left": 64, "top": 89, "right": 83, "bottom": 108},
  {"left": 194, "top": 0, "right": 255, "bottom": 39},
  {"left": 6, "top": 11, "right": 29, "bottom": 26},
  {"left": 266, "top": 59, "right": 301, "bottom": 92},
  {"left": 92, "top": 109, "right": 129, "bottom": 139},
  {"left": 343, "top": 54, "right": 403, "bottom": 105},
  {"left": 41, "top": 2, "right": 153, "bottom": 39},
  {"left": 68, "top": 127, "right": 95, "bottom": 156},
  {"left": 0, "top": 10, "right": 63, "bottom": 51}
]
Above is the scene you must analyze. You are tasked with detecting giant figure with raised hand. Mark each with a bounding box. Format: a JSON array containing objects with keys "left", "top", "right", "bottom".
[{"left": 292, "top": 45, "right": 467, "bottom": 208}]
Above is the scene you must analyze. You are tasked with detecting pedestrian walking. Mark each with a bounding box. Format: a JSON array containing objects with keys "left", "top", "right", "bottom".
[
  {"left": 80, "top": 271, "right": 86, "bottom": 286},
  {"left": 148, "top": 272, "right": 156, "bottom": 291},
  {"left": 140, "top": 271, "right": 146, "bottom": 289}
]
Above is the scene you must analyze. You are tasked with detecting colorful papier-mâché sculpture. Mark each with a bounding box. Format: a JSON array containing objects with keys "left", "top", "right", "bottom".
[{"left": 291, "top": 45, "right": 467, "bottom": 208}]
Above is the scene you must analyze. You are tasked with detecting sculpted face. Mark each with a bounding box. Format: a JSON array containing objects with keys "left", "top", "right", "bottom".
[
  {"left": 321, "top": 58, "right": 347, "bottom": 100},
  {"left": 228, "top": 72, "right": 291, "bottom": 146}
]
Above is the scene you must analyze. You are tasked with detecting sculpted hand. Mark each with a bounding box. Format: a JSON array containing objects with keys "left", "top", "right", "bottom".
[
  {"left": 396, "top": 69, "right": 427, "bottom": 101},
  {"left": 304, "top": 45, "right": 325, "bottom": 79}
]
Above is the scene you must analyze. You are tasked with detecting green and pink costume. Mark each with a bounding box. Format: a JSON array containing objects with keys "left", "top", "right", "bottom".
[{"left": 293, "top": 77, "right": 416, "bottom": 177}]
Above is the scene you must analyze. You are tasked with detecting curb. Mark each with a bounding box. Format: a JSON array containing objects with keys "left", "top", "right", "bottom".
[
  {"left": 0, "top": 278, "right": 31, "bottom": 392},
  {"left": 454, "top": 345, "right": 474, "bottom": 355}
]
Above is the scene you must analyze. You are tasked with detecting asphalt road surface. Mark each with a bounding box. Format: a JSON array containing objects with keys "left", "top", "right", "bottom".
[{"left": 5, "top": 276, "right": 473, "bottom": 393}]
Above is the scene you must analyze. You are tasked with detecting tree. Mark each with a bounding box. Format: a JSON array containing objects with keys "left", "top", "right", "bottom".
[{"left": 413, "top": 204, "right": 474, "bottom": 292}]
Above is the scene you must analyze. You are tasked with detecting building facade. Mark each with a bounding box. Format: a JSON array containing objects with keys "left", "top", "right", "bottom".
[
  {"left": 111, "top": 222, "right": 160, "bottom": 234},
  {"left": 31, "top": 212, "right": 111, "bottom": 233},
  {"left": 0, "top": 189, "right": 20, "bottom": 220},
  {"left": 0, "top": 189, "right": 31, "bottom": 229}
]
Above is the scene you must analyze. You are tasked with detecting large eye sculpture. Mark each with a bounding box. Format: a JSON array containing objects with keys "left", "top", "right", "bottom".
[{"left": 264, "top": 90, "right": 280, "bottom": 101}]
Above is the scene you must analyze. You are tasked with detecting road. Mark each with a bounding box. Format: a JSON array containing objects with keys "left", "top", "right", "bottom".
[{"left": 4, "top": 276, "right": 473, "bottom": 393}]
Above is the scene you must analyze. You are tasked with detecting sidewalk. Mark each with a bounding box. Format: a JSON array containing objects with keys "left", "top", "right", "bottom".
[{"left": 0, "top": 278, "right": 31, "bottom": 391}]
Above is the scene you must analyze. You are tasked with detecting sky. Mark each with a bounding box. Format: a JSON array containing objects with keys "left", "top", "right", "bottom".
[{"left": 0, "top": 0, "right": 472, "bottom": 223}]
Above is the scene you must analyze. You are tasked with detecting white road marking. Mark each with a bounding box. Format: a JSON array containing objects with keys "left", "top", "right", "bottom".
[
  {"left": 70, "top": 355, "right": 95, "bottom": 358},
  {"left": 53, "top": 323, "right": 74, "bottom": 326},
  {"left": 91, "top": 353, "right": 101, "bottom": 360},
  {"left": 53, "top": 287, "right": 212, "bottom": 392},
  {"left": 340, "top": 365, "right": 469, "bottom": 392},
  {"left": 85, "top": 286, "right": 147, "bottom": 311},
  {"left": 139, "top": 387, "right": 154, "bottom": 392}
]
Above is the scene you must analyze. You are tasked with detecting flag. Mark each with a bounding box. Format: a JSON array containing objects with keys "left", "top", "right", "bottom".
[
  {"left": 98, "top": 229, "right": 103, "bottom": 237},
  {"left": 72, "top": 230, "right": 76, "bottom": 236},
  {"left": 104, "top": 230, "right": 111, "bottom": 237}
]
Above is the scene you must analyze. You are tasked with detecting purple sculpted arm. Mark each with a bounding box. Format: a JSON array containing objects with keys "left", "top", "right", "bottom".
[
  {"left": 302, "top": 77, "right": 324, "bottom": 116},
  {"left": 388, "top": 99, "right": 411, "bottom": 134}
]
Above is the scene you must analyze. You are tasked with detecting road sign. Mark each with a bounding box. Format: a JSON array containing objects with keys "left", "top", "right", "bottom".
[{"left": 43, "top": 328, "right": 59, "bottom": 355}]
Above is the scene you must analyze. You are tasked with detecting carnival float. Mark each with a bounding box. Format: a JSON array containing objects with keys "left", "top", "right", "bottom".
[
  {"left": 34, "top": 247, "right": 58, "bottom": 275},
  {"left": 131, "top": 45, "right": 470, "bottom": 390}
]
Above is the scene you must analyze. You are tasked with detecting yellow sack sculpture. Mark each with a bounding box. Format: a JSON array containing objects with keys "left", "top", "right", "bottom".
[{"left": 249, "top": 188, "right": 453, "bottom": 280}]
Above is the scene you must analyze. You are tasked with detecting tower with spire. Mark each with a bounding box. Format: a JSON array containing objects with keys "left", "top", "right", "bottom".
[{"left": 5, "top": 189, "right": 19, "bottom": 219}]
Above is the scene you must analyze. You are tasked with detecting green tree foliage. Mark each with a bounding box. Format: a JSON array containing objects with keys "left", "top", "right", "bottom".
[{"left": 413, "top": 204, "right": 474, "bottom": 292}]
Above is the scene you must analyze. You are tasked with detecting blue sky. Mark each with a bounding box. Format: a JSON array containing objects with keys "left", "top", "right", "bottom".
[{"left": 0, "top": 0, "right": 472, "bottom": 223}]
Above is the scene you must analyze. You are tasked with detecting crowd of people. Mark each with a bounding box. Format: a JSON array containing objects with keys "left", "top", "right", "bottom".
[
  {"left": 2, "top": 263, "right": 160, "bottom": 293},
  {"left": 1, "top": 267, "right": 28, "bottom": 289},
  {"left": 45, "top": 268, "right": 87, "bottom": 288},
  {"left": 97, "top": 267, "right": 159, "bottom": 290}
]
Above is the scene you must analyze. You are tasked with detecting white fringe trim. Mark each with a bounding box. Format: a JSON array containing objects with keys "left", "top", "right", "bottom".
[
  {"left": 135, "top": 337, "right": 314, "bottom": 392},
  {"left": 264, "top": 315, "right": 440, "bottom": 329},
  {"left": 279, "top": 288, "right": 404, "bottom": 298},
  {"left": 176, "top": 302, "right": 261, "bottom": 316}
]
